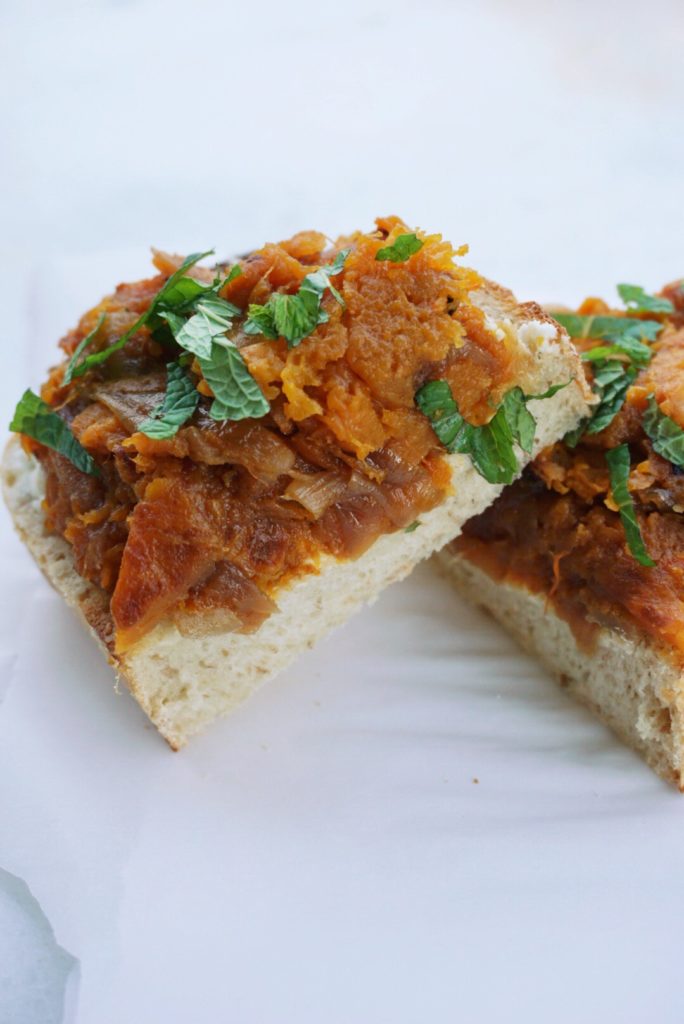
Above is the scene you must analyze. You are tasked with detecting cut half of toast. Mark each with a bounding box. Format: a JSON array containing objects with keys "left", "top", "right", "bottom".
[
  {"left": 437, "top": 550, "right": 684, "bottom": 787},
  {"left": 438, "top": 282, "right": 684, "bottom": 788},
  {"left": 3, "top": 219, "right": 590, "bottom": 747}
]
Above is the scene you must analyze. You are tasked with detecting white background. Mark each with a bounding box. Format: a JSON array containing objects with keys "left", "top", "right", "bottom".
[{"left": 2, "top": 1, "right": 684, "bottom": 1021}]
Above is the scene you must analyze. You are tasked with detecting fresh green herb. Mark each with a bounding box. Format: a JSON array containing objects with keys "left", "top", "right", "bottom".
[
  {"left": 581, "top": 334, "right": 652, "bottom": 367},
  {"left": 219, "top": 263, "right": 243, "bottom": 287},
  {"left": 9, "top": 389, "right": 99, "bottom": 476},
  {"left": 243, "top": 304, "right": 280, "bottom": 341},
  {"left": 617, "top": 283, "right": 674, "bottom": 315},
  {"left": 414, "top": 380, "right": 470, "bottom": 451},
  {"left": 526, "top": 381, "right": 573, "bottom": 401},
  {"left": 581, "top": 342, "right": 650, "bottom": 366},
  {"left": 198, "top": 341, "right": 269, "bottom": 421},
  {"left": 467, "top": 403, "right": 521, "bottom": 484},
  {"left": 562, "top": 421, "right": 586, "bottom": 448},
  {"left": 155, "top": 274, "right": 208, "bottom": 312},
  {"left": 151, "top": 263, "right": 239, "bottom": 317},
  {"left": 138, "top": 362, "right": 200, "bottom": 440},
  {"left": 558, "top": 309, "right": 666, "bottom": 446},
  {"left": 68, "top": 250, "right": 214, "bottom": 379},
  {"left": 564, "top": 361, "right": 637, "bottom": 447},
  {"left": 270, "top": 286, "right": 330, "bottom": 345},
  {"left": 588, "top": 361, "right": 638, "bottom": 435},
  {"left": 131, "top": 257, "right": 269, "bottom": 424},
  {"left": 375, "top": 233, "right": 423, "bottom": 263},
  {"left": 642, "top": 396, "right": 684, "bottom": 468},
  {"left": 162, "top": 294, "right": 242, "bottom": 361},
  {"left": 323, "top": 248, "right": 351, "bottom": 279},
  {"left": 404, "top": 520, "right": 421, "bottom": 533},
  {"left": 161, "top": 263, "right": 241, "bottom": 315},
  {"left": 554, "top": 312, "right": 661, "bottom": 350},
  {"left": 63, "top": 313, "right": 107, "bottom": 385},
  {"left": 415, "top": 379, "right": 566, "bottom": 485},
  {"left": 244, "top": 249, "right": 350, "bottom": 348},
  {"left": 148, "top": 261, "right": 242, "bottom": 324},
  {"left": 498, "top": 387, "right": 536, "bottom": 453},
  {"left": 605, "top": 444, "right": 655, "bottom": 567}
]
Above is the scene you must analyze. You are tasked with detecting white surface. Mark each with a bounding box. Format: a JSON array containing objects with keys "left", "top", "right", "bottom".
[{"left": 2, "top": 1, "right": 684, "bottom": 1021}]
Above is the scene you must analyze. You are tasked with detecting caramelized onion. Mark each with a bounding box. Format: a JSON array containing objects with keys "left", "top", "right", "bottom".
[
  {"left": 179, "top": 561, "right": 278, "bottom": 635},
  {"left": 283, "top": 472, "right": 348, "bottom": 519},
  {"left": 94, "top": 374, "right": 167, "bottom": 431},
  {"left": 179, "top": 418, "right": 296, "bottom": 480},
  {"left": 172, "top": 607, "right": 243, "bottom": 638}
]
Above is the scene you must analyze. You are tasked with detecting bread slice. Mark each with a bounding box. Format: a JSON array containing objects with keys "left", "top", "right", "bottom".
[
  {"left": 437, "top": 549, "right": 684, "bottom": 788},
  {"left": 3, "top": 283, "right": 590, "bottom": 749}
]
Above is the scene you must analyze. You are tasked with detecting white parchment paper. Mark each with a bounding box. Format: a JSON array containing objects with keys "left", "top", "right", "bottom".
[{"left": 3, "top": 1, "right": 684, "bottom": 1019}]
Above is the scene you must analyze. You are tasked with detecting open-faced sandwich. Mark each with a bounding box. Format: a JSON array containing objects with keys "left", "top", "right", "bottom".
[
  {"left": 439, "top": 281, "right": 684, "bottom": 787},
  {"left": 3, "top": 217, "right": 589, "bottom": 747}
]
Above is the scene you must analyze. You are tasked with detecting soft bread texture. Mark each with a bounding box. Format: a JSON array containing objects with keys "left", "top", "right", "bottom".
[
  {"left": 2, "top": 284, "right": 590, "bottom": 748},
  {"left": 437, "top": 550, "right": 684, "bottom": 789}
]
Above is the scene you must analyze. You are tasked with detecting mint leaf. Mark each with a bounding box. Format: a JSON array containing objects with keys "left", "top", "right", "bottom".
[
  {"left": 196, "top": 293, "right": 241, "bottom": 320},
  {"left": 243, "top": 304, "right": 279, "bottom": 340},
  {"left": 605, "top": 444, "right": 655, "bottom": 567},
  {"left": 563, "top": 422, "right": 587, "bottom": 449},
  {"left": 414, "top": 380, "right": 470, "bottom": 452},
  {"left": 326, "top": 248, "right": 351, "bottom": 277},
  {"left": 138, "top": 362, "right": 200, "bottom": 440},
  {"left": 467, "top": 406, "right": 520, "bottom": 484},
  {"left": 244, "top": 249, "right": 350, "bottom": 348},
  {"left": 565, "top": 362, "right": 637, "bottom": 445},
  {"left": 10, "top": 389, "right": 99, "bottom": 476},
  {"left": 220, "top": 263, "right": 243, "bottom": 287},
  {"left": 415, "top": 379, "right": 563, "bottom": 485},
  {"left": 375, "top": 233, "right": 423, "bottom": 263},
  {"left": 69, "top": 250, "right": 214, "bottom": 379},
  {"left": 150, "top": 264, "right": 240, "bottom": 319},
  {"left": 560, "top": 312, "right": 653, "bottom": 447},
  {"left": 585, "top": 361, "right": 637, "bottom": 437},
  {"left": 155, "top": 275, "right": 207, "bottom": 312},
  {"left": 643, "top": 396, "right": 684, "bottom": 468},
  {"left": 166, "top": 295, "right": 240, "bottom": 360},
  {"left": 198, "top": 341, "right": 269, "bottom": 421},
  {"left": 63, "top": 313, "right": 107, "bottom": 385},
  {"left": 499, "top": 387, "right": 536, "bottom": 453},
  {"left": 581, "top": 337, "right": 652, "bottom": 366},
  {"left": 526, "top": 380, "right": 572, "bottom": 401},
  {"left": 271, "top": 287, "right": 329, "bottom": 345},
  {"left": 554, "top": 313, "right": 661, "bottom": 349},
  {"left": 617, "top": 283, "right": 674, "bottom": 315}
]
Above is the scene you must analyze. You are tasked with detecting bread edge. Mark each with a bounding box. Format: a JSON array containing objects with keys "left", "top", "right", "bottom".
[{"left": 436, "top": 548, "right": 684, "bottom": 789}]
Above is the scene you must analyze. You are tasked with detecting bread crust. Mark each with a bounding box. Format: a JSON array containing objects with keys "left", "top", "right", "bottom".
[
  {"left": 437, "top": 549, "right": 684, "bottom": 789},
  {"left": 3, "top": 284, "right": 590, "bottom": 747}
]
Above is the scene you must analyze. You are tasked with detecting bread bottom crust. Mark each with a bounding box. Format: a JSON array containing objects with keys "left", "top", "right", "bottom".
[{"left": 437, "top": 548, "right": 684, "bottom": 789}]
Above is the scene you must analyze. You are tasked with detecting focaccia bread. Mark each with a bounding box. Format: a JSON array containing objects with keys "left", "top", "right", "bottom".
[
  {"left": 3, "top": 217, "right": 589, "bottom": 747},
  {"left": 439, "top": 281, "right": 684, "bottom": 787}
]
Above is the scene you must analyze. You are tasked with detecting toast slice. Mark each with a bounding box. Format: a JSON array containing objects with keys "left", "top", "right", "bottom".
[
  {"left": 3, "top": 219, "right": 589, "bottom": 747},
  {"left": 438, "top": 282, "right": 684, "bottom": 787}
]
